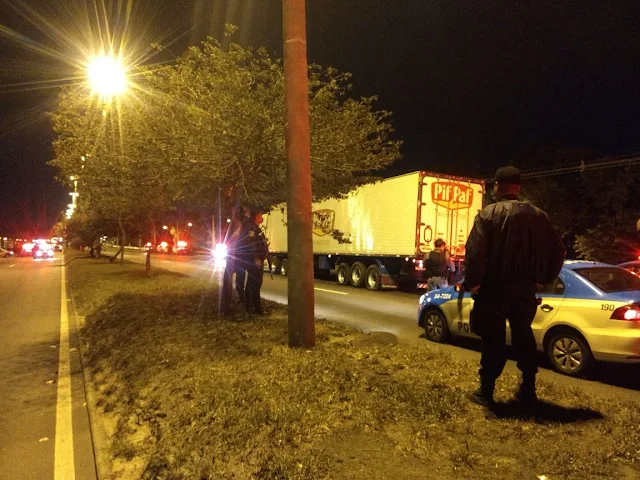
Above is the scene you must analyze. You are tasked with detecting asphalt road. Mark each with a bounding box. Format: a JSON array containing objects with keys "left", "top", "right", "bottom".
[
  {"left": 0, "top": 253, "right": 96, "bottom": 480},
  {"left": 108, "top": 247, "right": 640, "bottom": 404}
]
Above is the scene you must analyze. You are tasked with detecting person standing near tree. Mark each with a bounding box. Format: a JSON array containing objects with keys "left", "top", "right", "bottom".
[
  {"left": 240, "top": 208, "right": 269, "bottom": 315},
  {"left": 220, "top": 203, "right": 250, "bottom": 315},
  {"left": 464, "top": 166, "right": 565, "bottom": 408}
]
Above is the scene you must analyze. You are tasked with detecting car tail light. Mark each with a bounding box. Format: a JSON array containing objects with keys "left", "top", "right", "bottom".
[{"left": 610, "top": 304, "right": 640, "bottom": 321}]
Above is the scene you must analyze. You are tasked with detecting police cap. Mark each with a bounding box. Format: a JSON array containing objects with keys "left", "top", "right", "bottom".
[{"left": 493, "top": 166, "right": 521, "bottom": 185}]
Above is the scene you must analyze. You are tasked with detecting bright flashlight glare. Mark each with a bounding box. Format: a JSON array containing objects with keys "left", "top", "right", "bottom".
[
  {"left": 87, "top": 54, "right": 127, "bottom": 99},
  {"left": 213, "top": 243, "right": 228, "bottom": 261}
]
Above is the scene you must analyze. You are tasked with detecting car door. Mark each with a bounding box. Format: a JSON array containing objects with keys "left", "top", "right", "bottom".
[
  {"left": 532, "top": 277, "right": 566, "bottom": 345},
  {"left": 440, "top": 291, "right": 477, "bottom": 338},
  {"left": 505, "top": 277, "right": 565, "bottom": 345}
]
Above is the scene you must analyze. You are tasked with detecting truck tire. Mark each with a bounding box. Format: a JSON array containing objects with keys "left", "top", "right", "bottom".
[
  {"left": 269, "top": 255, "right": 281, "bottom": 274},
  {"left": 350, "top": 262, "right": 366, "bottom": 288},
  {"left": 365, "top": 264, "right": 382, "bottom": 291},
  {"left": 279, "top": 258, "right": 288, "bottom": 276},
  {"left": 336, "top": 263, "right": 350, "bottom": 286}
]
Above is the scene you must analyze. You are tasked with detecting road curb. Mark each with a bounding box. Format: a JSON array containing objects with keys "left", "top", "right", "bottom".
[{"left": 64, "top": 254, "right": 113, "bottom": 480}]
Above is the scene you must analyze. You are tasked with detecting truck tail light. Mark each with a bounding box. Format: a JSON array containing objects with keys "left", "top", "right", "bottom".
[{"left": 610, "top": 304, "right": 640, "bottom": 321}]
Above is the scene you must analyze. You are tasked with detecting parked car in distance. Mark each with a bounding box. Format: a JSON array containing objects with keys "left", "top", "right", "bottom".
[
  {"left": 20, "top": 242, "right": 37, "bottom": 256},
  {"left": 33, "top": 244, "right": 55, "bottom": 259},
  {"left": 175, "top": 240, "right": 193, "bottom": 255},
  {"left": 0, "top": 247, "right": 14, "bottom": 258},
  {"left": 417, "top": 261, "right": 640, "bottom": 377}
]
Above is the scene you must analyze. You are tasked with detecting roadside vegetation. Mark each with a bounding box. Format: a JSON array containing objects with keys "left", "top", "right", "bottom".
[{"left": 68, "top": 255, "right": 640, "bottom": 480}]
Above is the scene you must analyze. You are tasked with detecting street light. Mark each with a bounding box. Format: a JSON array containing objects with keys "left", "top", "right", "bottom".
[
  {"left": 87, "top": 53, "right": 128, "bottom": 101},
  {"left": 187, "top": 222, "right": 193, "bottom": 227}
]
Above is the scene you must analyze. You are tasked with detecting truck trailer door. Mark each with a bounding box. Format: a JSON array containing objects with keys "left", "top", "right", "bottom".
[{"left": 417, "top": 174, "right": 484, "bottom": 258}]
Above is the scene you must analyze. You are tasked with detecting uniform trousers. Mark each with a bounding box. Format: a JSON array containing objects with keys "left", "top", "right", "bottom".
[
  {"left": 471, "top": 291, "right": 539, "bottom": 381},
  {"left": 221, "top": 258, "right": 247, "bottom": 312},
  {"left": 245, "top": 263, "right": 264, "bottom": 313}
]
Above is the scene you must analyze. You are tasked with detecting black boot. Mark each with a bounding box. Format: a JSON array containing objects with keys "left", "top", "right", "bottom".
[
  {"left": 469, "top": 377, "right": 495, "bottom": 407},
  {"left": 514, "top": 374, "right": 537, "bottom": 406}
]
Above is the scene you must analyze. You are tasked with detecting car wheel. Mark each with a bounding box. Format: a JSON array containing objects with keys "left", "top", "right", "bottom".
[
  {"left": 423, "top": 309, "right": 450, "bottom": 343},
  {"left": 279, "top": 258, "right": 288, "bottom": 276},
  {"left": 365, "top": 264, "right": 382, "bottom": 291},
  {"left": 336, "top": 263, "right": 350, "bottom": 286},
  {"left": 350, "top": 262, "right": 366, "bottom": 288},
  {"left": 547, "top": 331, "right": 593, "bottom": 377}
]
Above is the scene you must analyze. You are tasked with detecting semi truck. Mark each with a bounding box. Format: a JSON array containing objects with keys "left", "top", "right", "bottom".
[{"left": 262, "top": 171, "right": 485, "bottom": 290}]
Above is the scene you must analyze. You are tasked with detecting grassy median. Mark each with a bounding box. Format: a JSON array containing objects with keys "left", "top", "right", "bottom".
[{"left": 66, "top": 255, "right": 640, "bottom": 480}]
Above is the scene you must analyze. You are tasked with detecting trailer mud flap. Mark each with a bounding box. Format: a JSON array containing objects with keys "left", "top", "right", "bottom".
[{"left": 381, "top": 274, "right": 397, "bottom": 288}]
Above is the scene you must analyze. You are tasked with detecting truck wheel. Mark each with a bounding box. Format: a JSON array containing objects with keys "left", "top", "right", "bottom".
[
  {"left": 279, "top": 258, "right": 288, "bottom": 276},
  {"left": 350, "top": 262, "right": 366, "bottom": 288},
  {"left": 336, "top": 263, "right": 350, "bottom": 286},
  {"left": 269, "top": 255, "right": 281, "bottom": 274},
  {"left": 365, "top": 264, "right": 382, "bottom": 291}
]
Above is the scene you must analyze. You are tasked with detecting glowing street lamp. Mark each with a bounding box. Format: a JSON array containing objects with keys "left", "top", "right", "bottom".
[
  {"left": 87, "top": 53, "right": 128, "bottom": 101},
  {"left": 187, "top": 222, "right": 193, "bottom": 227}
]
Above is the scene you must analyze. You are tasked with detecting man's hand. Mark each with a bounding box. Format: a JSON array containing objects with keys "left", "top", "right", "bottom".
[{"left": 467, "top": 285, "right": 480, "bottom": 294}]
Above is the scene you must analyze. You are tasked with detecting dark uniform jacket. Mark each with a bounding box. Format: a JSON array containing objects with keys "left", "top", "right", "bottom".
[
  {"left": 239, "top": 220, "right": 269, "bottom": 268},
  {"left": 464, "top": 195, "right": 565, "bottom": 295},
  {"left": 424, "top": 250, "right": 447, "bottom": 278}
]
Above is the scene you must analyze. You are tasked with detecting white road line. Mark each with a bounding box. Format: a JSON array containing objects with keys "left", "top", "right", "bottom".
[
  {"left": 55, "top": 266, "right": 75, "bottom": 480},
  {"left": 314, "top": 287, "right": 348, "bottom": 296},
  {"left": 9, "top": 264, "right": 15, "bottom": 267}
]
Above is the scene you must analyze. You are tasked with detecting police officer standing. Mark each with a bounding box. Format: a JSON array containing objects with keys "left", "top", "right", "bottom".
[
  {"left": 464, "top": 166, "right": 565, "bottom": 407},
  {"left": 240, "top": 208, "right": 269, "bottom": 315},
  {"left": 424, "top": 239, "right": 454, "bottom": 290},
  {"left": 220, "top": 203, "right": 250, "bottom": 315}
]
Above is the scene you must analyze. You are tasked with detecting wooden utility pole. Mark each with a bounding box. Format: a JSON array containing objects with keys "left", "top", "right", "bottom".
[{"left": 282, "top": 0, "right": 315, "bottom": 347}]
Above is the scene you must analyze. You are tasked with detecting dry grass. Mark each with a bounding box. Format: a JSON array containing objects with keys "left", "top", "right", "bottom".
[{"left": 67, "top": 255, "right": 640, "bottom": 480}]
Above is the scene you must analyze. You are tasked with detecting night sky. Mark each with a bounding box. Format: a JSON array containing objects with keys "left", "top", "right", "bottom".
[{"left": 1, "top": 0, "right": 639, "bottom": 237}]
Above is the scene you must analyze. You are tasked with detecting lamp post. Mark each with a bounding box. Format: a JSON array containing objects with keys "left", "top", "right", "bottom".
[{"left": 86, "top": 52, "right": 128, "bottom": 263}]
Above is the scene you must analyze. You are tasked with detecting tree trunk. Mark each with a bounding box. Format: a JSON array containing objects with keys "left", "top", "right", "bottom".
[
  {"left": 118, "top": 214, "right": 126, "bottom": 265},
  {"left": 283, "top": 0, "right": 315, "bottom": 348},
  {"left": 145, "top": 251, "right": 151, "bottom": 275}
]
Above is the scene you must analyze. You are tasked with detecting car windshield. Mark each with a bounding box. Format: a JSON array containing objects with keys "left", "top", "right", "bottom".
[{"left": 574, "top": 267, "right": 640, "bottom": 293}]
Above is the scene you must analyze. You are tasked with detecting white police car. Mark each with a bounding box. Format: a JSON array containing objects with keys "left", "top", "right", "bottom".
[{"left": 417, "top": 261, "right": 640, "bottom": 377}]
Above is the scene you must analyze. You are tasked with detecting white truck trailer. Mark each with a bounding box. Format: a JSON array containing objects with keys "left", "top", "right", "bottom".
[{"left": 262, "top": 171, "right": 485, "bottom": 290}]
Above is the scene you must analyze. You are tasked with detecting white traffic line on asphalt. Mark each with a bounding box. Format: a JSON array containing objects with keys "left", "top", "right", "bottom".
[
  {"left": 55, "top": 266, "right": 75, "bottom": 479},
  {"left": 314, "top": 287, "right": 348, "bottom": 296},
  {"left": 9, "top": 264, "right": 14, "bottom": 267}
]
